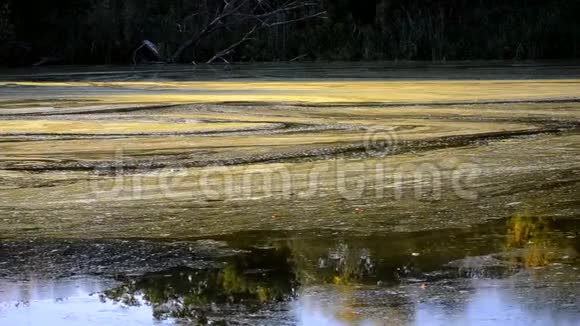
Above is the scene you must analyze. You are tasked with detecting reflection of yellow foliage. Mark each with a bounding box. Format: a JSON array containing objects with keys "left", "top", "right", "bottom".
[
  {"left": 507, "top": 212, "right": 549, "bottom": 247},
  {"left": 221, "top": 265, "right": 249, "bottom": 294},
  {"left": 218, "top": 264, "right": 284, "bottom": 303},
  {"left": 257, "top": 286, "right": 270, "bottom": 303},
  {"left": 335, "top": 308, "right": 363, "bottom": 324},
  {"left": 333, "top": 276, "right": 345, "bottom": 285},
  {"left": 523, "top": 244, "right": 552, "bottom": 268},
  {"left": 506, "top": 211, "right": 556, "bottom": 268},
  {"left": 332, "top": 285, "right": 365, "bottom": 324}
]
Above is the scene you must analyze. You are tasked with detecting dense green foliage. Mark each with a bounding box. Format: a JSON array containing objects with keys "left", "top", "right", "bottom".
[{"left": 1, "top": 0, "right": 579, "bottom": 64}]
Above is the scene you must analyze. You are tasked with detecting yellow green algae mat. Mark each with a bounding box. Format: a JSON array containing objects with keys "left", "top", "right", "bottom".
[{"left": 0, "top": 64, "right": 578, "bottom": 325}]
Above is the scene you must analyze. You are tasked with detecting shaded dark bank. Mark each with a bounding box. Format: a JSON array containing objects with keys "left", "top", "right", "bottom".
[
  {"left": 1, "top": 0, "right": 580, "bottom": 65},
  {"left": 0, "top": 215, "right": 578, "bottom": 325}
]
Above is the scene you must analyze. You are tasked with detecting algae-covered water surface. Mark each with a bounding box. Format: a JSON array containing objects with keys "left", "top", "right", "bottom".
[{"left": 0, "top": 63, "right": 579, "bottom": 325}]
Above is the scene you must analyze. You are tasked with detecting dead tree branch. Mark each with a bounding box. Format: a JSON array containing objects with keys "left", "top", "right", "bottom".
[
  {"left": 170, "top": 0, "right": 326, "bottom": 63},
  {"left": 207, "top": 26, "right": 257, "bottom": 64}
]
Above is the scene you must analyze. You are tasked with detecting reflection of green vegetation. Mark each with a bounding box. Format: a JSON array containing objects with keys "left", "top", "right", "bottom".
[
  {"left": 288, "top": 240, "right": 376, "bottom": 286},
  {"left": 219, "top": 263, "right": 291, "bottom": 303},
  {"left": 100, "top": 241, "right": 382, "bottom": 323},
  {"left": 287, "top": 239, "right": 416, "bottom": 325},
  {"left": 101, "top": 248, "right": 296, "bottom": 323},
  {"left": 330, "top": 245, "right": 373, "bottom": 286},
  {"left": 98, "top": 216, "right": 575, "bottom": 324},
  {"left": 287, "top": 240, "right": 379, "bottom": 324}
]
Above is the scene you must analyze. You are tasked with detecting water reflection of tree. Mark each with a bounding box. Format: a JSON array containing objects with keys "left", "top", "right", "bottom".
[
  {"left": 289, "top": 240, "right": 406, "bottom": 325},
  {"left": 290, "top": 241, "right": 375, "bottom": 286},
  {"left": 100, "top": 240, "right": 386, "bottom": 324},
  {"left": 505, "top": 210, "right": 573, "bottom": 269},
  {"left": 101, "top": 247, "right": 297, "bottom": 323},
  {"left": 99, "top": 218, "right": 575, "bottom": 324}
]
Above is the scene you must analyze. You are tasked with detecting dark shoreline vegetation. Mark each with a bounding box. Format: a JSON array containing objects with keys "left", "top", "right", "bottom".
[{"left": 1, "top": 0, "right": 579, "bottom": 65}]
